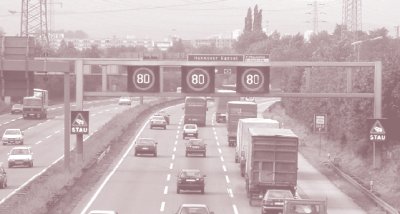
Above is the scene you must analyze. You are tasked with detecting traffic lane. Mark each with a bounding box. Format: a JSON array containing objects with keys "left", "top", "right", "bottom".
[
  {"left": 162, "top": 119, "right": 241, "bottom": 214},
  {"left": 208, "top": 116, "right": 261, "bottom": 214},
  {"left": 0, "top": 98, "right": 126, "bottom": 135},
  {"left": 76, "top": 105, "right": 183, "bottom": 214},
  {"left": 0, "top": 103, "right": 134, "bottom": 201},
  {"left": 297, "top": 154, "right": 366, "bottom": 214},
  {"left": 210, "top": 105, "right": 367, "bottom": 214}
]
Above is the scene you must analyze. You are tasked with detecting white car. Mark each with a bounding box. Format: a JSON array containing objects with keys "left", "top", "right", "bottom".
[
  {"left": 8, "top": 146, "right": 33, "bottom": 168},
  {"left": 182, "top": 124, "right": 198, "bottom": 139},
  {"left": 118, "top": 97, "right": 131, "bottom": 105},
  {"left": 2, "top": 129, "right": 24, "bottom": 145},
  {"left": 175, "top": 204, "right": 214, "bottom": 214}
]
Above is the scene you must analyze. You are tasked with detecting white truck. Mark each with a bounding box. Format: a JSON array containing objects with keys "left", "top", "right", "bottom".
[{"left": 236, "top": 118, "right": 280, "bottom": 177}]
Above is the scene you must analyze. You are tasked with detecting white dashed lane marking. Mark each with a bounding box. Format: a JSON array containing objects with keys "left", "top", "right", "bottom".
[
  {"left": 220, "top": 156, "right": 224, "bottom": 162},
  {"left": 166, "top": 174, "right": 171, "bottom": 181},
  {"left": 160, "top": 202, "right": 165, "bottom": 212},
  {"left": 233, "top": 204, "right": 239, "bottom": 214},
  {"left": 222, "top": 165, "right": 227, "bottom": 172},
  {"left": 169, "top": 163, "right": 174, "bottom": 170},
  {"left": 163, "top": 186, "right": 168, "bottom": 194},
  {"left": 171, "top": 154, "right": 175, "bottom": 160},
  {"left": 225, "top": 175, "right": 230, "bottom": 184},
  {"left": 35, "top": 140, "right": 42, "bottom": 145}
]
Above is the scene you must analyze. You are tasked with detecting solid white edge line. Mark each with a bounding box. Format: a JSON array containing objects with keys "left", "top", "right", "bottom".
[{"left": 80, "top": 115, "right": 151, "bottom": 214}]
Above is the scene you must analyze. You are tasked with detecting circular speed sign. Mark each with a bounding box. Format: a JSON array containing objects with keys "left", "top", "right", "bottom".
[
  {"left": 185, "top": 68, "right": 211, "bottom": 92},
  {"left": 132, "top": 67, "right": 156, "bottom": 91},
  {"left": 240, "top": 68, "right": 265, "bottom": 92}
]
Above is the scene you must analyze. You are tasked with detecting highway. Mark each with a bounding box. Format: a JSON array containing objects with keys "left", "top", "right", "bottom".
[
  {"left": 73, "top": 98, "right": 367, "bottom": 214},
  {"left": 0, "top": 98, "right": 149, "bottom": 203}
]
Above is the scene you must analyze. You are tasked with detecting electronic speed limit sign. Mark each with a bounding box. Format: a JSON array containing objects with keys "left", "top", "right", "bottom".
[
  {"left": 127, "top": 66, "right": 160, "bottom": 92},
  {"left": 236, "top": 66, "right": 270, "bottom": 93},
  {"left": 181, "top": 66, "right": 215, "bottom": 93}
]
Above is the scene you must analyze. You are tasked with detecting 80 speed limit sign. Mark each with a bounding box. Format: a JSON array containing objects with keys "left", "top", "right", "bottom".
[
  {"left": 127, "top": 66, "right": 160, "bottom": 92},
  {"left": 236, "top": 66, "right": 270, "bottom": 93},
  {"left": 181, "top": 66, "right": 215, "bottom": 93}
]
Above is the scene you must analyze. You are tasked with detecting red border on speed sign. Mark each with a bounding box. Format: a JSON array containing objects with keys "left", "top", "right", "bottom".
[
  {"left": 240, "top": 68, "right": 265, "bottom": 92},
  {"left": 132, "top": 67, "right": 155, "bottom": 91},
  {"left": 185, "top": 68, "right": 211, "bottom": 92}
]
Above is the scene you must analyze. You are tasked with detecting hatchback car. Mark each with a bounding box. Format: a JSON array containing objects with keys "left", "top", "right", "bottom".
[
  {"left": 150, "top": 115, "right": 167, "bottom": 130},
  {"left": 185, "top": 139, "right": 206, "bottom": 157},
  {"left": 8, "top": 146, "right": 34, "bottom": 168},
  {"left": 182, "top": 124, "right": 198, "bottom": 139},
  {"left": 175, "top": 204, "right": 214, "bottom": 214},
  {"left": 118, "top": 97, "right": 131, "bottom": 105},
  {"left": 155, "top": 110, "right": 170, "bottom": 124},
  {"left": 11, "top": 104, "right": 23, "bottom": 114},
  {"left": 261, "top": 189, "right": 294, "bottom": 214},
  {"left": 134, "top": 138, "right": 158, "bottom": 157},
  {"left": 0, "top": 163, "right": 7, "bottom": 189},
  {"left": 2, "top": 129, "right": 24, "bottom": 145},
  {"left": 176, "top": 169, "right": 206, "bottom": 194}
]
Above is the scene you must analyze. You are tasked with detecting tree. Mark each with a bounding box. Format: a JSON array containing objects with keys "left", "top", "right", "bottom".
[
  {"left": 253, "top": 5, "right": 262, "bottom": 33},
  {"left": 244, "top": 7, "right": 252, "bottom": 33}
]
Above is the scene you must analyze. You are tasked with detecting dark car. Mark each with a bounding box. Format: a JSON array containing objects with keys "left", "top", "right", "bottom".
[
  {"left": 175, "top": 204, "right": 214, "bottom": 214},
  {"left": 0, "top": 163, "right": 7, "bottom": 189},
  {"left": 176, "top": 169, "right": 206, "bottom": 194},
  {"left": 11, "top": 104, "right": 23, "bottom": 114},
  {"left": 185, "top": 139, "right": 206, "bottom": 157},
  {"left": 261, "top": 189, "right": 294, "bottom": 214},
  {"left": 150, "top": 115, "right": 167, "bottom": 130},
  {"left": 134, "top": 138, "right": 157, "bottom": 157}
]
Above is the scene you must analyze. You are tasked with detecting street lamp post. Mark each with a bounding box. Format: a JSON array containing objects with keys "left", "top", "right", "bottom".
[{"left": 351, "top": 36, "right": 383, "bottom": 61}]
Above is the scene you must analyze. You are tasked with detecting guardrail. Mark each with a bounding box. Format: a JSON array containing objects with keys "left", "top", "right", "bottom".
[{"left": 328, "top": 161, "right": 399, "bottom": 214}]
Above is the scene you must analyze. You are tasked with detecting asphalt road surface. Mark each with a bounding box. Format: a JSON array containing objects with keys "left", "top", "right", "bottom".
[{"left": 73, "top": 98, "right": 366, "bottom": 214}]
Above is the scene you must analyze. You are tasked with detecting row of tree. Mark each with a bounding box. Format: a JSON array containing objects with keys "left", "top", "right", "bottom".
[{"left": 233, "top": 6, "right": 400, "bottom": 159}]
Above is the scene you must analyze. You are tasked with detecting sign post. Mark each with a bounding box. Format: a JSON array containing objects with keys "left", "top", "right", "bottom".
[
  {"left": 368, "top": 118, "right": 387, "bottom": 169},
  {"left": 71, "top": 111, "right": 89, "bottom": 165},
  {"left": 314, "top": 114, "right": 328, "bottom": 156}
]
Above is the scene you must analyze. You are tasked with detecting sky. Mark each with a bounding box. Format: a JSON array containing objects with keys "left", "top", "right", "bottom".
[{"left": 0, "top": 0, "right": 399, "bottom": 40}]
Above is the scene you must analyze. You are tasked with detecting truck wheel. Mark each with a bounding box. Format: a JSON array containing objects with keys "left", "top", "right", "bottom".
[
  {"left": 203, "top": 152, "right": 206, "bottom": 157},
  {"left": 235, "top": 156, "right": 239, "bottom": 163},
  {"left": 185, "top": 152, "right": 188, "bottom": 157},
  {"left": 177, "top": 188, "right": 180, "bottom": 194},
  {"left": 201, "top": 187, "right": 204, "bottom": 194}
]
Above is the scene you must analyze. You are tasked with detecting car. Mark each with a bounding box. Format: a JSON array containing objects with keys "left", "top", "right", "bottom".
[
  {"left": 175, "top": 204, "right": 214, "bottom": 214},
  {"left": 155, "top": 110, "right": 170, "bottom": 124},
  {"left": 0, "top": 163, "right": 7, "bottom": 189},
  {"left": 118, "top": 97, "right": 131, "bottom": 105},
  {"left": 261, "top": 189, "right": 295, "bottom": 214},
  {"left": 150, "top": 115, "right": 167, "bottom": 130},
  {"left": 88, "top": 210, "right": 118, "bottom": 214},
  {"left": 176, "top": 169, "right": 206, "bottom": 194},
  {"left": 11, "top": 103, "right": 23, "bottom": 114},
  {"left": 182, "top": 124, "right": 198, "bottom": 139},
  {"left": 134, "top": 138, "right": 157, "bottom": 157},
  {"left": 8, "top": 146, "right": 34, "bottom": 168},
  {"left": 185, "top": 139, "right": 206, "bottom": 157},
  {"left": 2, "top": 129, "right": 24, "bottom": 145}
]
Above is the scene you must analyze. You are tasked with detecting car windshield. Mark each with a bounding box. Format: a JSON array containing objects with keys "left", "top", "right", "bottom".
[
  {"left": 11, "top": 149, "right": 29, "bottom": 155},
  {"left": 137, "top": 139, "right": 155, "bottom": 145},
  {"left": 13, "top": 104, "right": 22, "bottom": 108},
  {"left": 179, "top": 207, "right": 208, "bottom": 214},
  {"left": 185, "top": 124, "right": 196, "bottom": 129},
  {"left": 181, "top": 170, "right": 201, "bottom": 177},
  {"left": 267, "top": 190, "right": 293, "bottom": 199},
  {"left": 5, "top": 130, "right": 21, "bottom": 135}
]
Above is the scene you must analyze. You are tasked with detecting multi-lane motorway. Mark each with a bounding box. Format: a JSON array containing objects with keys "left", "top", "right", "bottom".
[
  {"left": 0, "top": 99, "right": 148, "bottom": 204},
  {"left": 71, "top": 99, "right": 367, "bottom": 214}
]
